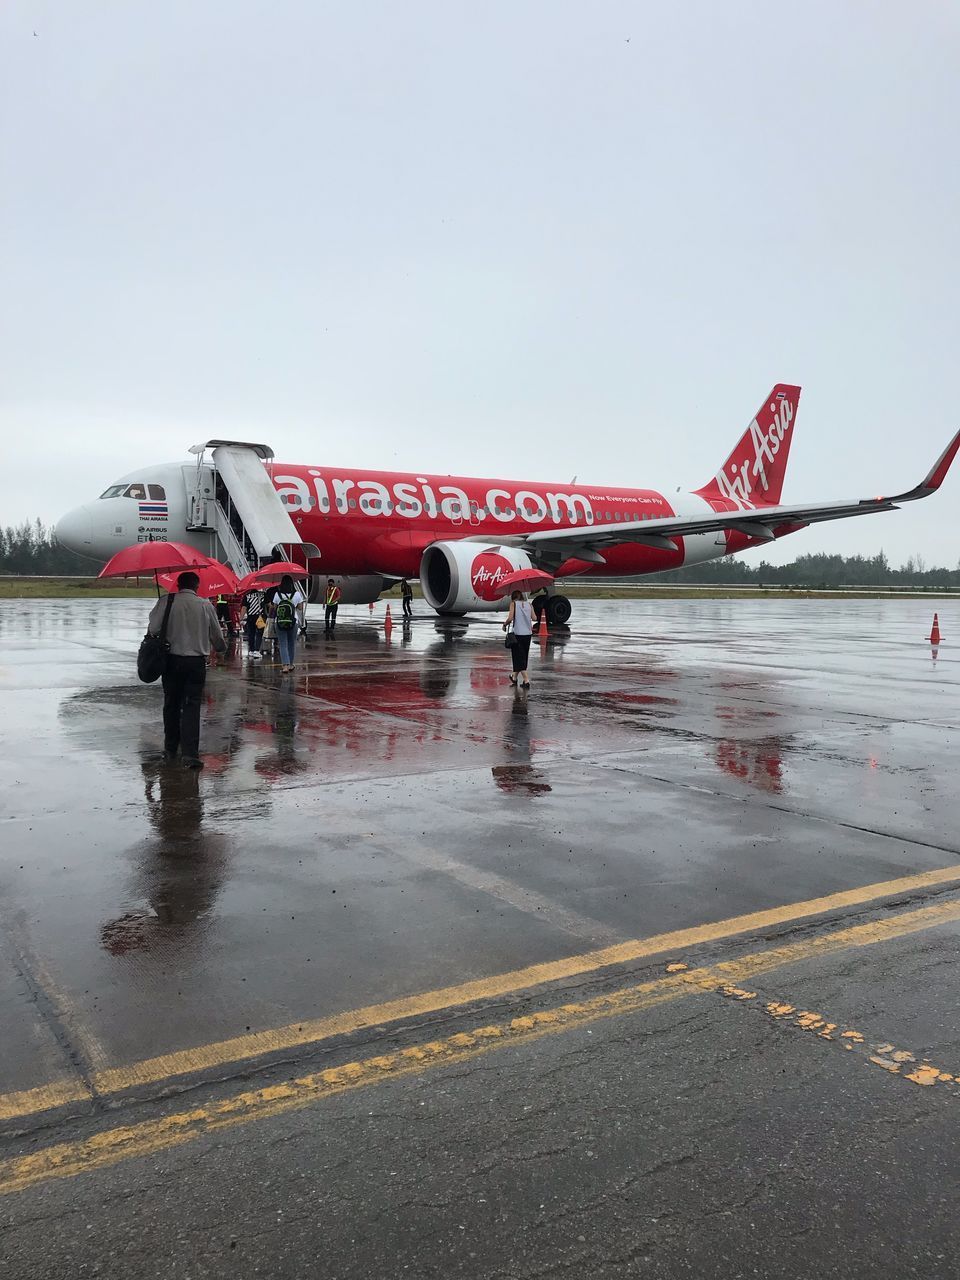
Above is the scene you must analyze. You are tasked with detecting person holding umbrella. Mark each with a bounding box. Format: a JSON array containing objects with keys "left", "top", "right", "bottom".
[
  {"left": 234, "top": 561, "right": 307, "bottom": 667},
  {"left": 269, "top": 574, "right": 306, "bottom": 672},
  {"left": 100, "top": 541, "right": 225, "bottom": 767},
  {"left": 146, "top": 571, "right": 226, "bottom": 767},
  {"left": 503, "top": 590, "right": 534, "bottom": 688},
  {"left": 494, "top": 568, "right": 552, "bottom": 688}
]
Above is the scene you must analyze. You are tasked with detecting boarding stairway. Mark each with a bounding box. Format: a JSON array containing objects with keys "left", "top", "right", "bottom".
[{"left": 183, "top": 441, "right": 320, "bottom": 580}]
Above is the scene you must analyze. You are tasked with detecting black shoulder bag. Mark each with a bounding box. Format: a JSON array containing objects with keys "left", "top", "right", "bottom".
[{"left": 137, "top": 593, "right": 175, "bottom": 684}]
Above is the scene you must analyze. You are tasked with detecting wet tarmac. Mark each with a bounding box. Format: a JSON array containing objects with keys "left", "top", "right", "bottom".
[{"left": 1, "top": 597, "right": 959, "bottom": 1277}]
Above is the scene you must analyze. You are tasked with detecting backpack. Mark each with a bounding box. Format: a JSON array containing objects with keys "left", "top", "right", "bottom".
[{"left": 275, "top": 594, "right": 296, "bottom": 630}]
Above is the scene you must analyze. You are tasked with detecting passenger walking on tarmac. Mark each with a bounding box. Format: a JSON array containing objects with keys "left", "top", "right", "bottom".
[
  {"left": 324, "top": 578, "right": 342, "bottom": 633},
  {"left": 242, "top": 586, "right": 267, "bottom": 660},
  {"left": 270, "top": 575, "right": 305, "bottom": 673},
  {"left": 400, "top": 578, "right": 414, "bottom": 618},
  {"left": 503, "top": 590, "right": 533, "bottom": 688},
  {"left": 147, "top": 572, "right": 226, "bottom": 768}
]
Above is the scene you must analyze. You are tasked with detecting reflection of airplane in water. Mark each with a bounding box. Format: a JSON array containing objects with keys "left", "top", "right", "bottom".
[
  {"left": 60, "top": 621, "right": 797, "bottom": 809},
  {"left": 56, "top": 386, "right": 960, "bottom": 628},
  {"left": 213, "top": 622, "right": 566, "bottom": 783},
  {"left": 715, "top": 737, "right": 785, "bottom": 794},
  {"left": 712, "top": 694, "right": 786, "bottom": 794}
]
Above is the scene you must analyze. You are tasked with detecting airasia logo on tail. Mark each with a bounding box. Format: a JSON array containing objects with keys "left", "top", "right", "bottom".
[
  {"left": 717, "top": 396, "right": 794, "bottom": 509},
  {"left": 471, "top": 552, "right": 513, "bottom": 600}
]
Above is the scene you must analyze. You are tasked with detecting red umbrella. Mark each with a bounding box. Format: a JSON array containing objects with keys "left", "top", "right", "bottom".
[
  {"left": 99, "top": 541, "right": 215, "bottom": 595},
  {"left": 492, "top": 568, "right": 554, "bottom": 597},
  {"left": 236, "top": 561, "right": 308, "bottom": 593},
  {"left": 156, "top": 559, "right": 238, "bottom": 598},
  {"left": 99, "top": 541, "right": 214, "bottom": 579}
]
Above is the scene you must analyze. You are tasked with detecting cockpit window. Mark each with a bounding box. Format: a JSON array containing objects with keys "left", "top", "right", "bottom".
[{"left": 99, "top": 482, "right": 151, "bottom": 499}]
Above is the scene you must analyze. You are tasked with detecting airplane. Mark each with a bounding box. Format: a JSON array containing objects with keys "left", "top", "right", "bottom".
[{"left": 56, "top": 384, "right": 960, "bottom": 626}]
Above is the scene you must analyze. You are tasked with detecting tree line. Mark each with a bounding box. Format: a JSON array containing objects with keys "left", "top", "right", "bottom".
[
  {"left": 0, "top": 520, "right": 103, "bottom": 575},
  {"left": 1, "top": 519, "right": 958, "bottom": 587},
  {"left": 654, "top": 550, "right": 960, "bottom": 588}
]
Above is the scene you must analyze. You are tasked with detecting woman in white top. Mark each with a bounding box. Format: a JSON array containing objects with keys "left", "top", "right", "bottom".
[
  {"left": 270, "top": 575, "right": 306, "bottom": 672},
  {"left": 503, "top": 590, "right": 534, "bottom": 688}
]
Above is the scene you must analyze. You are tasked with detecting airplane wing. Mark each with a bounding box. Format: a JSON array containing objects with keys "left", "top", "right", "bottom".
[{"left": 468, "top": 428, "right": 960, "bottom": 565}]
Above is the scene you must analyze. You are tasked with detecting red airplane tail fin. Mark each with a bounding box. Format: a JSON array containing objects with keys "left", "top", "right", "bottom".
[{"left": 695, "top": 384, "right": 801, "bottom": 508}]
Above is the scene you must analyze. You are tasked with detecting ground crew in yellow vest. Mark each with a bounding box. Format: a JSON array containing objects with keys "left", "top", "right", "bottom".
[{"left": 324, "top": 579, "right": 342, "bottom": 634}]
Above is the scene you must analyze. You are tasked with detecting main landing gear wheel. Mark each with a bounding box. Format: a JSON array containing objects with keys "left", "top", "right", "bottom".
[{"left": 546, "top": 594, "right": 572, "bottom": 626}]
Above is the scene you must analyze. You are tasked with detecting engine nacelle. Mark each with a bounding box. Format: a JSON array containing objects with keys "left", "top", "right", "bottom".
[
  {"left": 307, "top": 574, "right": 385, "bottom": 605},
  {"left": 420, "top": 542, "right": 536, "bottom": 613}
]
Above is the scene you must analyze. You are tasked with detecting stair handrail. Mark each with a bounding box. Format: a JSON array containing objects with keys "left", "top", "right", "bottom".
[{"left": 212, "top": 501, "right": 254, "bottom": 579}]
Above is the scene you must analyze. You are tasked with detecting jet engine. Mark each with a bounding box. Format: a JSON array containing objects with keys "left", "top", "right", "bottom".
[{"left": 420, "top": 542, "right": 536, "bottom": 614}]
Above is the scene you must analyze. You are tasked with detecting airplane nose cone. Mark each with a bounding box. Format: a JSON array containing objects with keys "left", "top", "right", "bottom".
[{"left": 55, "top": 506, "right": 94, "bottom": 554}]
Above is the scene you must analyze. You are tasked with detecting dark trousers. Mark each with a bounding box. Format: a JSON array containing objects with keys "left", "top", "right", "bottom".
[
  {"left": 324, "top": 604, "right": 339, "bottom": 631},
  {"left": 162, "top": 655, "right": 207, "bottom": 759},
  {"left": 402, "top": 596, "right": 412, "bottom": 616},
  {"left": 511, "top": 634, "right": 532, "bottom": 673},
  {"left": 245, "top": 617, "right": 263, "bottom": 651}
]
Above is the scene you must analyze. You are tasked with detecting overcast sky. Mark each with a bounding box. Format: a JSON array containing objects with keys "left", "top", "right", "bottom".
[{"left": 2, "top": 2, "right": 958, "bottom": 566}]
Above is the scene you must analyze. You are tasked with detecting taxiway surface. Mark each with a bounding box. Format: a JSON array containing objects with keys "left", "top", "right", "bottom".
[{"left": 1, "top": 596, "right": 958, "bottom": 1278}]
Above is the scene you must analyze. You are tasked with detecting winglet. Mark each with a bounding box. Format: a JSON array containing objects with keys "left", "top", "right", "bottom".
[{"left": 887, "top": 427, "right": 960, "bottom": 503}]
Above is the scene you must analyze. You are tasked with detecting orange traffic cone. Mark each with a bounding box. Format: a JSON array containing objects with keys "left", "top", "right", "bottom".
[
  {"left": 369, "top": 601, "right": 374, "bottom": 613},
  {"left": 539, "top": 605, "right": 549, "bottom": 640},
  {"left": 929, "top": 613, "right": 942, "bottom": 645},
  {"left": 384, "top": 603, "right": 393, "bottom": 637}
]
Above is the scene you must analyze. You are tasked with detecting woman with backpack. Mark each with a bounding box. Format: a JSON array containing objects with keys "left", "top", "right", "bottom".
[{"left": 270, "top": 575, "right": 306, "bottom": 672}]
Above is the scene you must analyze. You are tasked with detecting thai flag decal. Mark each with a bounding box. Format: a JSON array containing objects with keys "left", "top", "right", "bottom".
[{"left": 139, "top": 502, "right": 168, "bottom": 517}]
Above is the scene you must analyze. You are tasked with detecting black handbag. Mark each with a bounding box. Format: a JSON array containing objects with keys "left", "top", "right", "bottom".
[
  {"left": 505, "top": 627, "right": 519, "bottom": 649},
  {"left": 137, "top": 593, "right": 175, "bottom": 684}
]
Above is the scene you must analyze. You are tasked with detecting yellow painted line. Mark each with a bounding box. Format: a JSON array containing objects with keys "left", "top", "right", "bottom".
[
  {"left": 712, "top": 975, "right": 959, "bottom": 1090},
  {"left": 0, "top": 1081, "right": 92, "bottom": 1124},
  {"left": 4, "top": 861, "right": 960, "bottom": 1125},
  {"left": 2, "top": 896, "right": 960, "bottom": 1196}
]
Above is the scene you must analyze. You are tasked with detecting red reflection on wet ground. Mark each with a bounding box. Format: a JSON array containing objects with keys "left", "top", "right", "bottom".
[{"left": 715, "top": 738, "right": 785, "bottom": 793}]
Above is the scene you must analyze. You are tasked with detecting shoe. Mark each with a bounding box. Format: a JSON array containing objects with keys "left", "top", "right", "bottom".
[
  {"left": 521, "top": 682, "right": 530, "bottom": 689},
  {"left": 162, "top": 749, "right": 178, "bottom": 764},
  {"left": 508, "top": 675, "right": 518, "bottom": 685},
  {"left": 182, "top": 757, "right": 204, "bottom": 770}
]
